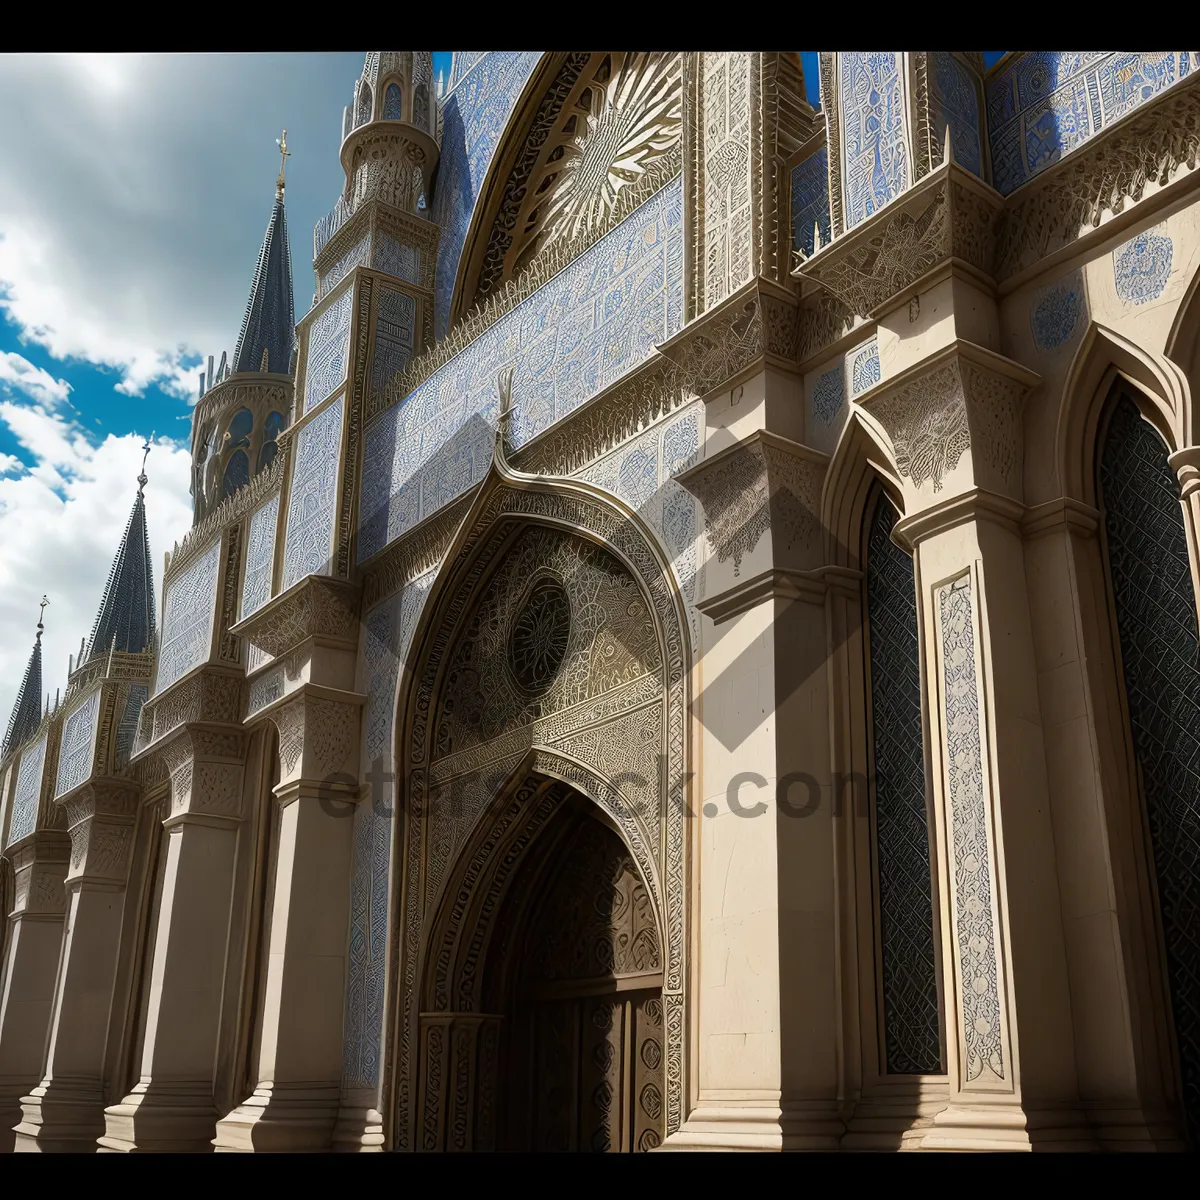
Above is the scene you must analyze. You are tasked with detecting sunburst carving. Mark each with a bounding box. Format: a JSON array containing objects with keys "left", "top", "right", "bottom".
[{"left": 480, "top": 53, "right": 682, "bottom": 293}]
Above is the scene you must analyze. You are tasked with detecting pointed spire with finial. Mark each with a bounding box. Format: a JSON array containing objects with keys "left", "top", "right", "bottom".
[
  {"left": 231, "top": 132, "right": 296, "bottom": 377},
  {"left": 3, "top": 596, "right": 48, "bottom": 758},
  {"left": 84, "top": 437, "right": 157, "bottom": 665}
]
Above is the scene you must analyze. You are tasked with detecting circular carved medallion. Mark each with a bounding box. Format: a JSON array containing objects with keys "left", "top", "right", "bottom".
[{"left": 508, "top": 577, "right": 571, "bottom": 695}]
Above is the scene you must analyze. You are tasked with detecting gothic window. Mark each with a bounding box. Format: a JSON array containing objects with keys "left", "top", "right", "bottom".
[
  {"left": 356, "top": 80, "right": 373, "bottom": 128},
  {"left": 227, "top": 407, "right": 253, "bottom": 449},
  {"left": 257, "top": 410, "right": 285, "bottom": 473},
  {"left": 1098, "top": 389, "right": 1200, "bottom": 1142},
  {"left": 221, "top": 448, "right": 250, "bottom": 500},
  {"left": 383, "top": 82, "right": 404, "bottom": 121},
  {"left": 863, "top": 490, "right": 943, "bottom": 1075}
]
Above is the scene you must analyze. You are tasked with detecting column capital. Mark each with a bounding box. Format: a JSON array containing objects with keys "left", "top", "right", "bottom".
[
  {"left": 150, "top": 724, "right": 249, "bottom": 827},
  {"left": 858, "top": 339, "right": 1040, "bottom": 514},
  {"left": 7, "top": 831, "right": 69, "bottom": 918},
  {"left": 677, "top": 429, "right": 830, "bottom": 610},
  {"left": 262, "top": 685, "right": 365, "bottom": 789},
  {"left": 56, "top": 779, "right": 139, "bottom": 888}
]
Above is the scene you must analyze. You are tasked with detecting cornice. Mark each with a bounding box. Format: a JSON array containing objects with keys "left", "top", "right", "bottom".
[
  {"left": 696, "top": 564, "right": 862, "bottom": 625},
  {"left": 230, "top": 573, "right": 361, "bottom": 661},
  {"left": 892, "top": 487, "right": 1026, "bottom": 550}
]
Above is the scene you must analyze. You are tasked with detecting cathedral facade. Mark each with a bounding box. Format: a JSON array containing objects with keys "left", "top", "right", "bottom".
[{"left": 1, "top": 49, "right": 1199, "bottom": 1152}]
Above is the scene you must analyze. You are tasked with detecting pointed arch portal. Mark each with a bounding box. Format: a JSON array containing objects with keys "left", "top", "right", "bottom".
[{"left": 385, "top": 458, "right": 690, "bottom": 1152}]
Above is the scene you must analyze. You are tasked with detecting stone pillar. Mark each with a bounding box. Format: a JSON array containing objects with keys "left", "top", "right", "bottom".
[
  {"left": 667, "top": 427, "right": 846, "bottom": 1149},
  {"left": 0, "top": 833, "right": 69, "bottom": 1152},
  {"left": 861, "top": 343, "right": 1091, "bottom": 1149},
  {"left": 213, "top": 688, "right": 362, "bottom": 1152},
  {"left": 98, "top": 727, "right": 248, "bottom": 1152},
  {"left": 12, "top": 781, "right": 138, "bottom": 1152}
]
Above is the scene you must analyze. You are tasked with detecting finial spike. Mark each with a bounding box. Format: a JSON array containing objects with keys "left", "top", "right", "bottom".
[
  {"left": 276, "top": 129, "right": 291, "bottom": 196},
  {"left": 138, "top": 434, "right": 152, "bottom": 494},
  {"left": 943, "top": 123, "right": 954, "bottom": 166},
  {"left": 813, "top": 220, "right": 823, "bottom": 253},
  {"left": 37, "top": 594, "right": 48, "bottom": 639},
  {"left": 494, "top": 367, "right": 516, "bottom": 464}
]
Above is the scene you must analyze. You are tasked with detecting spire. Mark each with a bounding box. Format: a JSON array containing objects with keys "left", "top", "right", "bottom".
[
  {"left": 85, "top": 438, "right": 156, "bottom": 664},
  {"left": 3, "top": 597, "right": 48, "bottom": 757},
  {"left": 231, "top": 137, "right": 296, "bottom": 377}
]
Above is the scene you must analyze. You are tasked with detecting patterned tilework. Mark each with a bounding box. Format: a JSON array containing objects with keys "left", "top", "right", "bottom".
[
  {"left": 282, "top": 397, "right": 344, "bottom": 590},
  {"left": 849, "top": 340, "right": 881, "bottom": 396},
  {"left": 987, "top": 52, "right": 1195, "bottom": 195},
  {"left": 6, "top": 734, "right": 46, "bottom": 847},
  {"left": 304, "top": 288, "right": 354, "bottom": 415},
  {"left": 318, "top": 234, "right": 370, "bottom": 304},
  {"left": 938, "top": 574, "right": 1005, "bottom": 1083},
  {"left": 929, "top": 53, "right": 982, "bottom": 178},
  {"left": 430, "top": 52, "right": 542, "bottom": 339},
  {"left": 342, "top": 570, "right": 436, "bottom": 1089},
  {"left": 839, "top": 53, "right": 909, "bottom": 229},
  {"left": 1114, "top": 227, "right": 1174, "bottom": 306},
  {"left": 1031, "top": 276, "right": 1085, "bottom": 350},
  {"left": 372, "top": 235, "right": 420, "bottom": 286},
  {"left": 791, "top": 147, "right": 832, "bottom": 257},
  {"left": 370, "top": 287, "right": 417, "bottom": 397},
  {"left": 55, "top": 689, "right": 100, "bottom": 798},
  {"left": 241, "top": 494, "right": 280, "bottom": 618},
  {"left": 114, "top": 684, "right": 147, "bottom": 769},
  {"left": 155, "top": 541, "right": 222, "bottom": 695},
  {"left": 812, "top": 362, "right": 846, "bottom": 426},
  {"left": 359, "top": 178, "right": 685, "bottom": 562}
]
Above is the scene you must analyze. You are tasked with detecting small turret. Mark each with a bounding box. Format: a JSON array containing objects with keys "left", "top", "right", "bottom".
[{"left": 2, "top": 596, "right": 48, "bottom": 759}]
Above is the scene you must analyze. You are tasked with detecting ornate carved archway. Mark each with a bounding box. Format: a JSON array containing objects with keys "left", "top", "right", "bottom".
[{"left": 384, "top": 461, "right": 690, "bottom": 1152}]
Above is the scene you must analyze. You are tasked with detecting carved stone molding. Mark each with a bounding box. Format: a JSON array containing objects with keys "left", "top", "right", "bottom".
[
  {"left": 341, "top": 121, "right": 440, "bottom": 210},
  {"left": 676, "top": 429, "right": 830, "bottom": 585},
  {"left": 7, "top": 832, "right": 69, "bottom": 917},
  {"left": 57, "top": 781, "right": 139, "bottom": 886},
  {"left": 994, "top": 73, "right": 1200, "bottom": 283},
  {"left": 798, "top": 162, "right": 1002, "bottom": 318},
  {"left": 859, "top": 340, "right": 1039, "bottom": 506},
  {"left": 135, "top": 668, "right": 244, "bottom": 758},
  {"left": 142, "top": 725, "right": 249, "bottom": 823},
  {"left": 265, "top": 686, "right": 365, "bottom": 788},
  {"left": 231, "top": 574, "right": 361, "bottom": 662}
]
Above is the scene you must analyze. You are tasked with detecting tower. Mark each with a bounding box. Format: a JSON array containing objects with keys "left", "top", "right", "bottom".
[
  {"left": 2, "top": 598, "right": 47, "bottom": 762},
  {"left": 191, "top": 144, "right": 297, "bottom": 526}
]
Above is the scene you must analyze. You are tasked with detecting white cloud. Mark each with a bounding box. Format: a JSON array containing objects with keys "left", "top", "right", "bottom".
[
  {"left": 0, "top": 403, "right": 193, "bottom": 726},
  {"left": 0, "top": 52, "right": 363, "bottom": 399},
  {"left": 0, "top": 451, "right": 22, "bottom": 474},
  {"left": 0, "top": 349, "right": 71, "bottom": 407}
]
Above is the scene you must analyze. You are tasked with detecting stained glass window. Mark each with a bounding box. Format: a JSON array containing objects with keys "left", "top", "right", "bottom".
[
  {"left": 1099, "top": 390, "right": 1200, "bottom": 1143},
  {"left": 864, "top": 492, "right": 943, "bottom": 1075},
  {"left": 222, "top": 448, "right": 250, "bottom": 500}
]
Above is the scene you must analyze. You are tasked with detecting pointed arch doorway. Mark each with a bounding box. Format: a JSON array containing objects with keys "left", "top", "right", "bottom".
[{"left": 416, "top": 779, "right": 665, "bottom": 1153}]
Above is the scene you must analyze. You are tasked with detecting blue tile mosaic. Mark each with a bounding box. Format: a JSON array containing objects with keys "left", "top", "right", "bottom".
[
  {"left": 241, "top": 494, "right": 280, "bottom": 618},
  {"left": 929, "top": 52, "right": 982, "bottom": 178},
  {"left": 154, "top": 541, "right": 221, "bottom": 696},
  {"left": 430, "top": 52, "right": 542, "bottom": 340},
  {"left": 370, "top": 287, "right": 417, "bottom": 397},
  {"left": 359, "top": 178, "right": 685, "bottom": 562},
  {"left": 282, "top": 397, "right": 344, "bottom": 590},
  {"left": 304, "top": 287, "right": 354, "bottom": 415},
  {"left": 839, "top": 53, "right": 910, "bottom": 229},
  {"left": 318, "top": 234, "right": 370, "bottom": 304},
  {"left": 1114, "top": 227, "right": 1174, "bottom": 306},
  {"left": 987, "top": 52, "right": 1194, "bottom": 195},
  {"left": 372, "top": 234, "right": 420, "bottom": 286},
  {"left": 1030, "top": 277, "right": 1085, "bottom": 350},
  {"left": 55, "top": 689, "right": 100, "bottom": 798},
  {"left": 6, "top": 734, "right": 45, "bottom": 847},
  {"left": 850, "top": 340, "right": 881, "bottom": 396},
  {"left": 791, "top": 146, "right": 832, "bottom": 257}
]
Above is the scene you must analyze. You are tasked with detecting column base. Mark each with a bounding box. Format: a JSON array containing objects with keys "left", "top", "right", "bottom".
[
  {"left": 916, "top": 1102, "right": 1100, "bottom": 1151},
  {"left": 0, "top": 1076, "right": 40, "bottom": 1154},
  {"left": 97, "top": 1081, "right": 220, "bottom": 1152},
  {"left": 1080, "top": 1104, "right": 1189, "bottom": 1152},
  {"left": 11, "top": 1078, "right": 106, "bottom": 1153},
  {"left": 331, "top": 1102, "right": 386, "bottom": 1152},
  {"left": 840, "top": 1085, "right": 949, "bottom": 1151},
  {"left": 212, "top": 1083, "right": 340, "bottom": 1152},
  {"left": 658, "top": 1100, "right": 845, "bottom": 1151}
]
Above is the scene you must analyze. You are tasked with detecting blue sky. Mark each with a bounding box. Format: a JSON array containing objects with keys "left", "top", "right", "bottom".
[{"left": 0, "top": 50, "right": 1001, "bottom": 725}]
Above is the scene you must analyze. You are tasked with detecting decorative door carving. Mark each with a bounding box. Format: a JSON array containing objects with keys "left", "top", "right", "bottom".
[{"left": 498, "top": 812, "right": 665, "bottom": 1152}]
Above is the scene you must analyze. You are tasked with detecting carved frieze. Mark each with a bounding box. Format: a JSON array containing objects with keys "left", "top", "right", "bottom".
[
  {"left": 859, "top": 341, "right": 1038, "bottom": 505},
  {"left": 231, "top": 573, "right": 361, "bottom": 662},
  {"left": 269, "top": 688, "right": 364, "bottom": 788},
  {"left": 58, "top": 780, "right": 139, "bottom": 885},
  {"left": 798, "top": 162, "right": 1002, "bottom": 318}
]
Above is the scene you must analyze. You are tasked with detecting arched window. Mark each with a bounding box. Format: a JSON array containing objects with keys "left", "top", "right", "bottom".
[
  {"left": 356, "top": 80, "right": 373, "bottom": 127},
  {"left": 227, "top": 407, "right": 253, "bottom": 450},
  {"left": 863, "top": 490, "right": 943, "bottom": 1075},
  {"left": 1098, "top": 388, "right": 1200, "bottom": 1140},
  {"left": 221, "top": 448, "right": 250, "bottom": 500},
  {"left": 257, "top": 409, "right": 284, "bottom": 472},
  {"left": 383, "top": 82, "right": 404, "bottom": 121},
  {"left": 257, "top": 441, "right": 278, "bottom": 473}
]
